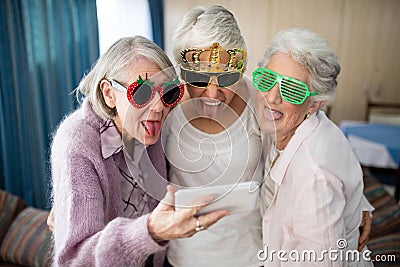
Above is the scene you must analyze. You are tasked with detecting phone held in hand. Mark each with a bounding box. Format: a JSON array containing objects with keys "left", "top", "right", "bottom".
[{"left": 174, "top": 181, "right": 260, "bottom": 215}]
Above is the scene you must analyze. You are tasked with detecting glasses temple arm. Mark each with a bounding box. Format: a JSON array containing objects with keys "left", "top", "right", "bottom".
[{"left": 109, "top": 79, "right": 127, "bottom": 93}]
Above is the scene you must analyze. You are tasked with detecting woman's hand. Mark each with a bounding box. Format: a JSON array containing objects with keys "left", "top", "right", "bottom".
[
  {"left": 47, "top": 208, "right": 55, "bottom": 232},
  {"left": 358, "top": 211, "right": 372, "bottom": 252},
  {"left": 147, "top": 185, "right": 230, "bottom": 243}
]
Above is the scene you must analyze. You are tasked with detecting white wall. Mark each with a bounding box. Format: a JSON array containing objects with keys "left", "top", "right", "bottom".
[{"left": 163, "top": 0, "right": 400, "bottom": 123}]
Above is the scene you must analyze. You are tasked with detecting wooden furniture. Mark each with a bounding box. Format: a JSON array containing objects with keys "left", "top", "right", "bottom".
[
  {"left": 365, "top": 99, "right": 400, "bottom": 122},
  {"left": 365, "top": 99, "right": 400, "bottom": 201}
]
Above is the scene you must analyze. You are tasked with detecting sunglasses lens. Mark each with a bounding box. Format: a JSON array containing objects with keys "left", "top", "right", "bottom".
[
  {"left": 217, "top": 72, "right": 241, "bottom": 87},
  {"left": 163, "top": 84, "right": 181, "bottom": 105},
  {"left": 258, "top": 71, "right": 277, "bottom": 91},
  {"left": 132, "top": 84, "right": 152, "bottom": 105},
  {"left": 280, "top": 80, "right": 308, "bottom": 104},
  {"left": 184, "top": 71, "right": 210, "bottom": 88}
]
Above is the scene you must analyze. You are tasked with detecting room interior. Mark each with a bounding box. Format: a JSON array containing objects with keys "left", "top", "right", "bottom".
[{"left": 1, "top": 0, "right": 399, "bottom": 266}]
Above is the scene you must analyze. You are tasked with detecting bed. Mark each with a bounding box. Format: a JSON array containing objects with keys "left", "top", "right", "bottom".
[{"left": 339, "top": 99, "right": 400, "bottom": 201}]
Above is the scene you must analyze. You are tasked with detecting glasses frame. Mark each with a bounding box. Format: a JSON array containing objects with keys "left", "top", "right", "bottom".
[
  {"left": 252, "top": 68, "right": 317, "bottom": 105},
  {"left": 180, "top": 67, "right": 242, "bottom": 89},
  {"left": 109, "top": 77, "right": 184, "bottom": 109}
]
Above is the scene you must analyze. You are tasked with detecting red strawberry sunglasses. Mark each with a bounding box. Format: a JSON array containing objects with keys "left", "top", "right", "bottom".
[{"left": 109, "top": 74, "right": 184, "bottom": 109}]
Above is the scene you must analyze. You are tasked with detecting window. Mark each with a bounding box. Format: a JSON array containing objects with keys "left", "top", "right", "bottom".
[{"left": 96, "top": 0, "right": 153, "bottom": 54}]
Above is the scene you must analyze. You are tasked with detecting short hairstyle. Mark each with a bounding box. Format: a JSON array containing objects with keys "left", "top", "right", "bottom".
[
  {"left": 172, "top": 5, "right": 247, "bottom": 70},
  {"left": 258, "top": 28, "right": 341, "bottom": 103},
  {"left": 76, "top": 36, "right": 175, "bottom": 119}
]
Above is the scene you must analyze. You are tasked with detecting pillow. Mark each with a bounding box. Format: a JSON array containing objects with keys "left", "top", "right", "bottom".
[
  {"left": 367, "top": 232, "right": 400, "bottom": 264},
  {"left": 0, "top": 190, "right": 26, "bottom": 243},
  {"left": 363, "top": 168, "right": 400, "bottom": 239},
  {"left": 0, "top": 207, "right": 52, "bottom": 267}
]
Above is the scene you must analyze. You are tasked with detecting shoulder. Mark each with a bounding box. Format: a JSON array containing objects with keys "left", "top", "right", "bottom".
[
  {"left": 51, "top": 99, "right": 103, "bottom": 158},
  {"left": 295, "top": 112, "right": 363, "bottom": 187},
  {"left": 304, "top": 112, "right": 358, "bottom": 164}
]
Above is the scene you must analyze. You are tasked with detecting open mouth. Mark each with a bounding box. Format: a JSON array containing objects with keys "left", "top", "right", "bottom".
[
  {"left": 201, "top": 100, "right": 222, "bottom": 118},
  {"left": 141, "top": 120, "right": 161, "bottom": 137},
  {"left": 203, "top": 100, "right": 222, "bottom": 106},
  {"left": 264, "top": 106, "right": 283, "bottom": 121}
]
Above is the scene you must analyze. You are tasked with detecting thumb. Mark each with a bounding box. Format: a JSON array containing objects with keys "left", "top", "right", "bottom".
[{"left": 154, "top": 185, "right": 176, "bottom": 212}]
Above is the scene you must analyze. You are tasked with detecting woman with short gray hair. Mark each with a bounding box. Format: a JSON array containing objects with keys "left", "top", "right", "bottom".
[
  {"left": 257, "top": 28, "right": 340, "bottom": 104},
  {"left": 253, "top": 28, "right": 373, "bottom": 266}
]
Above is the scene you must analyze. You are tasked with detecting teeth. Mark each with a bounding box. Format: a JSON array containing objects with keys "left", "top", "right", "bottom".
[
  {"left": 266, "top": 106, "right": 281, "bottom": 114},
  {"left": 203, "top": 101, "right": 221, "bottom": 106}
]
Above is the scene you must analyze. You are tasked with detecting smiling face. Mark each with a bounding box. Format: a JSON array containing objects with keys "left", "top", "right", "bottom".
[
  {"left": 186, "top": 73, "right": 239, "bottom": 119},
  {"left": 256, "top": 53, "right": 319, "bottom": 149},
  {"left": 101, "top": 58, "right": 171, "bottom": 145}
]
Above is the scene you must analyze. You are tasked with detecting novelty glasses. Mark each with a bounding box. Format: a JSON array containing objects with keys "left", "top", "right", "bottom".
[
  {"left": 109, "top": 75, "right": 184, "bottom": 109},
  {"left": 252, "top": 68, "right": 318, "bottom": 105},
  {"left": 180, "top": 67, "right": 242, "bottom": 89}
]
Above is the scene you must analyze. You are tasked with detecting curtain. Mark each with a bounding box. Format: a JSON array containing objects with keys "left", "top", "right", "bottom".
[
  {"left": 0, "top": 0, "right": 99, "bottom": 209},
  {"left": 148, "top": 0, "right": 164, "bottom": 49}
]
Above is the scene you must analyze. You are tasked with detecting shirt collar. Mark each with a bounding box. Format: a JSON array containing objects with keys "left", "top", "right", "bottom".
[
  {"left": 269, "top": 111, "right": 320, "bottom": 185},
  {"left": 100, "top": 119, "right": 145, "bottom": 163}
]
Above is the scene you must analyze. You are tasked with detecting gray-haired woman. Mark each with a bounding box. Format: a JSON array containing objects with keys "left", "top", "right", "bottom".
[
  {"left": 253, "top": 28, "right": 374, "bottom": 266},
  {"left": 164, "top": 5, "right": 264, "bottom": 267},
  {"left": 50, "top": 36, "right": 228, "bottom": 266}
]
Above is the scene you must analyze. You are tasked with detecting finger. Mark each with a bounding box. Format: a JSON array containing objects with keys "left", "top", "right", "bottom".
[
  {"left": 359, "top": 223, "right": 371, "bottom": 243},
  {"left": 197, "top": 209, "right": 230, "bottom": 229},
  {"left": 154, "top": 185, "right": 176, "bottom": 212},
  {"left": 360, "top": 211, "right": 368, "bottom": 227},
  {"left": 358, "top": 221, "right": 372, "bottom": 251},
  {"left": 165, "top": 185, "right": 176, "bottom": 204},
  {"left": 176, "top": 194, "right": 217, "bottom": 218},
  {"left": 47, "top": 210, "right": 54, "bottom": 232},
  {"left": 364, "top": 212, "right": 372, "bottom": 229},
  {"left": 358, "top": 236, "right": 369, "bottom": 252},
  {"left": 191, "top": 194, "right": 216, "bottom": 212}
]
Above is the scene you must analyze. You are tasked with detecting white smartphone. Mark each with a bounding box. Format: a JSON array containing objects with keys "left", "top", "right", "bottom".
[{"left": 174, "top": 181, "right": 260, "bottom": 215}]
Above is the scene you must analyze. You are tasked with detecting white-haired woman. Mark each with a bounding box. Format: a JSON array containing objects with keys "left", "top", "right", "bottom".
[
  {"left": 50, "top": 36, "right": 228, "bottom": 266},
  {"left": 163, "top": 5, "right": 264, "bottom": 267},
  {"left": 253, "top": 28, "right": 374, "bottom": 266}
]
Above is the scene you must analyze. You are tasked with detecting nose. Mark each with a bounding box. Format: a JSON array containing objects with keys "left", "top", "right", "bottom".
[
  {"left": 203, "top": 77, "right": 219, "bottom": 99},
  {"left": 264, "top": 82, "right": 281, "bottom": 105},
  {"left": 149, "top": 92, "right": 164, "bottom": 112}
]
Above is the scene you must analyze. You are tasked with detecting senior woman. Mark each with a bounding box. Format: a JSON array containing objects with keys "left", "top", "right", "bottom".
[
  {"left": 162, "top": 5, "right": 264, "bottom": 266},
  {"left": 50, "top": 36, "right": 228, "bottom": 266},
  {"left": 252, "top": 28, "right": 373, "bottom": 266}
]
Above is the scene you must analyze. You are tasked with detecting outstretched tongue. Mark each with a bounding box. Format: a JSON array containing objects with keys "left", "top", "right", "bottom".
[
  {"left": 264, "top": 107, "right": 283, "bottom": 121},
  {"left": 143, "top": 121, "right": 161, "bottom": 137},
  {"left": 201, "top": 101, "right": 220, "bottom": 119}
]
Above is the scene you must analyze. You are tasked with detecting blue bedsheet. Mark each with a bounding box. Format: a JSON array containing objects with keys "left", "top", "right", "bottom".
[{"left": 341, "top": 123, "right": 400, "bottom": 166}]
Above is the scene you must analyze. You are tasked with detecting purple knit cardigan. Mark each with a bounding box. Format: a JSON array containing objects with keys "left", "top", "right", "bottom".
[{"left": 51, "top": 99, "right": 167, "bottom": 266}]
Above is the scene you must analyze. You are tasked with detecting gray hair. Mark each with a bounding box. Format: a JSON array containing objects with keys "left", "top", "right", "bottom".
[
  {"left": 172, "top": 5, "right": 247, "bottom": 70},
  {"left": 258, "top": 28, "right": 341, "bottom": 103},
  {"left": 76, "top": 36, "right": 175, "bottom": 119}
]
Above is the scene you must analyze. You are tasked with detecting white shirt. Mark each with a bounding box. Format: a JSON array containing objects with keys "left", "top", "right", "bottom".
[
  {"left": 261, "top": 111, "right": 373, "bottom": 267},
  {"left": 162, "top": 100, "right": 264, "bottom": 266}
]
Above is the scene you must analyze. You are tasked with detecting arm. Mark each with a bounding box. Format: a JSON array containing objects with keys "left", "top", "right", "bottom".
[
  {"left": 52, "top": 153, "right": 163, "bottom": 266},
  {"left": 52, "top": 153, "right": 228, "bottom": 266}
]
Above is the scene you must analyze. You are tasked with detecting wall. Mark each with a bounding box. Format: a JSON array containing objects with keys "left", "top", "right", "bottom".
[{"left": 164, "top": 0, "right": 400, "bottom": 123}]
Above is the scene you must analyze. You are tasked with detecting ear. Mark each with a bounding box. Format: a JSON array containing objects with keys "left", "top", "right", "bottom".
[
  {"left": 99, "top": 79, "right": 117, "bottom": 108},
  {"left": 308, "top": 100, "right": 326, "bottom": 114}
]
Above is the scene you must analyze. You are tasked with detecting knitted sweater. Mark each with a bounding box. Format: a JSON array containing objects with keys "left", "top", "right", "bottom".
[{"left": 51, "top": 99, "right": 167, "bottom": 266}]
